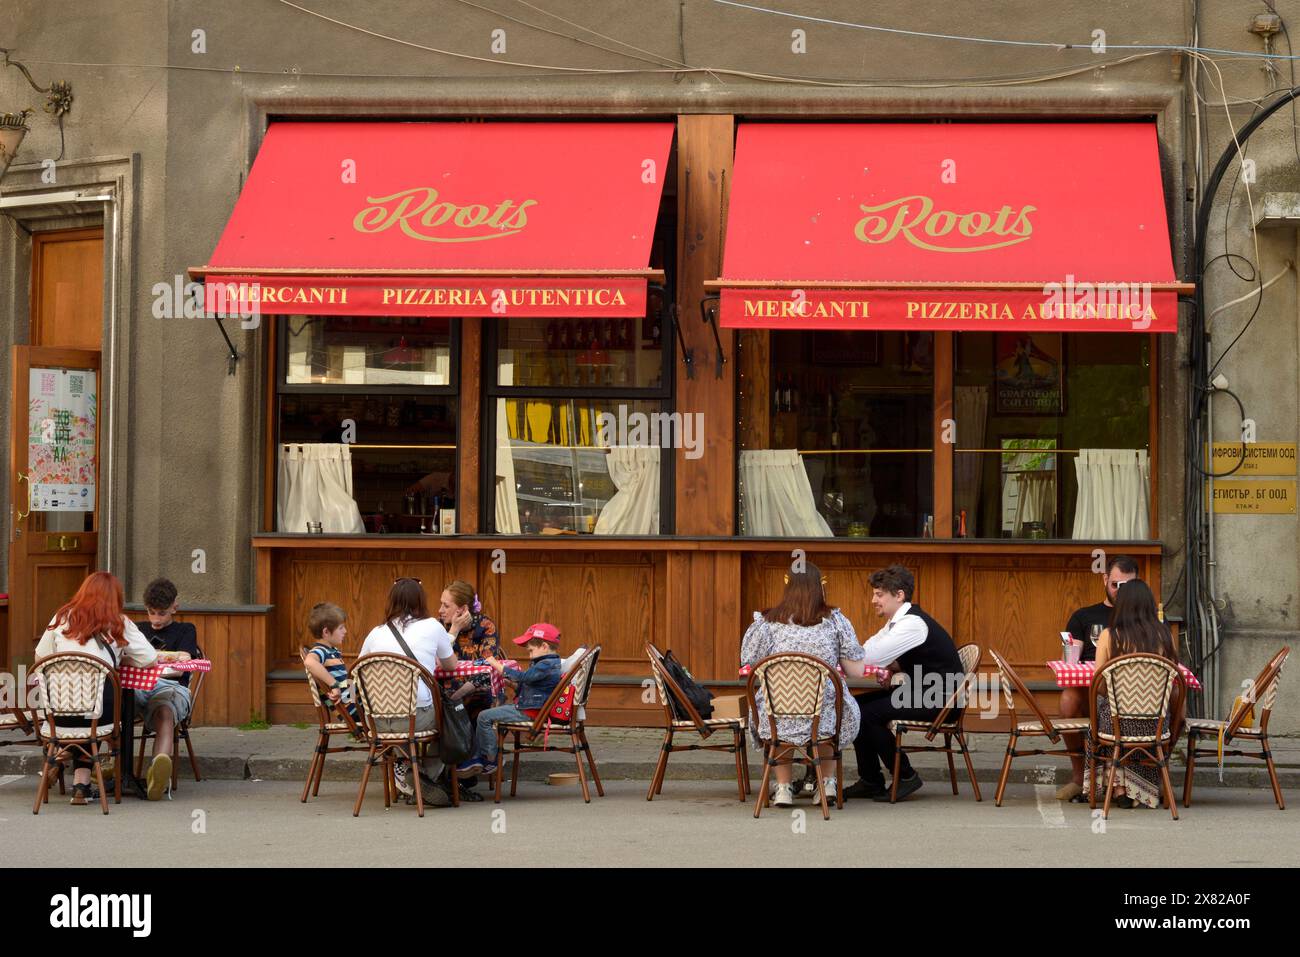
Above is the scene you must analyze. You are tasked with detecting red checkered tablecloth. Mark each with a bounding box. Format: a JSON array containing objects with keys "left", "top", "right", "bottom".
[
  {"left": 433, "top": 662, "right": 504, "bottom": 699},
  {"left": 1047, "top": 660, "right": 1202, "bottom": 691},
  {"left": 118, "top": 658, "right": 212, "bottom": 692},
  {"left": 739, "top": 663, "right": 893, "bottom": 683}
]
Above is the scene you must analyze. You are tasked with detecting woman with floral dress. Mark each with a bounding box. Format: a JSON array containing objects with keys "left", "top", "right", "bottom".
[
  {"left": 740, "top": 563, "right": 867, "bottom": 807},
  {"left": 438, "top": 580, "right": 504, "bottom": 712},
  {"left": 1087, "top": 578, "right": 1184, "bottom": 809}
]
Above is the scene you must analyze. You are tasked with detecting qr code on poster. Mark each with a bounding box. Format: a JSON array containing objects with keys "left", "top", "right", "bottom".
[{"left": 67, "top": 373, "right": 84, "bottom": 395}]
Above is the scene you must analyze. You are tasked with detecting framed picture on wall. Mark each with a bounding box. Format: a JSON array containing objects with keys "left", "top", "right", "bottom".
[
  {"left": 901, "top": 331, "right": 934, "bottom": 375},
  {"left": 994, "top": 332, "right": 1065, "bottom": 415}
]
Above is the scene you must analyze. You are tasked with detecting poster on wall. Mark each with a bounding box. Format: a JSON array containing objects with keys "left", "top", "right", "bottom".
[
  {"left": 27, "top": 367, "right": 97, "bottom": 512},
  {"left": 994, "top": 333, "right": 1065, "bottom": 415}
]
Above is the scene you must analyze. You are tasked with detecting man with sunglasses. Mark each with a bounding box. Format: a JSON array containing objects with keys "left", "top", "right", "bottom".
[{"left": 1055, "top": 554, "right": 1138, "bottom": 801}]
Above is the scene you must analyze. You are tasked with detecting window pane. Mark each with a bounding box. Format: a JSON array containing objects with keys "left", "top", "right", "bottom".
[
  {"left": 284, "top": 316, "right": 452, "bottom": 386},
  {"left": 495, "top": 317, "right": 663, "bottom": 389},
  {"left": 953, "top": 333, "right": 1151, "bottom": 539},
  {"left": 494, "top": 397, "right": 665, "bottom": 535},
  {"left": 746, "top": 331, "right": 933, "bottom": 537},
  {"left": 278, "top": 393, "right": 456, "bottom": 534}
]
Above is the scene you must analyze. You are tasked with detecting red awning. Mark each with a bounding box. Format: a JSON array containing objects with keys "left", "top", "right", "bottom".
[
  {"left": 195, "top": 121, "right": 674, "bottom": 317},
  {"left": 714, "top": 123, "right": 1189, "bottom": 332}
]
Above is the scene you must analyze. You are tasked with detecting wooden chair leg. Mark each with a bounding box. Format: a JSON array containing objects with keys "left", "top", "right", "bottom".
[
  {"left": 92, "top": 751, "right": 109, "bottom": 815},
  {"left": 835, "top": 748, "right": 844, "bottom": 809},
  {"left": 312, "top": 734, "right": 328, "bottom": 797},
  {"left": 995, "top": 734, "right": 1016, "bottom": 806},
  {"left": 382, "top": 753, "right": 392, "bottom": 809},
  {"left": 742, "top": 735, "right": 752, "bottom": 796},
  {"left": 112, "top": 738, "right": 122, "bottom": 805},
  {"left": 648, "top": 730, "right": 671, "bottom": 801},
  {"left": 510, "top": 731, "right": 522, "bottom": 798},
  {"left": 1102, "top": 745, "right": 1121, "bottom": 819},
  {"left": 889, "top": 732, "right": 903, "bottom": 803},
  {"left": 56, "top": 763, "right": 64, "bottom": 797},
  {"left": 571, "top": 733, "right": 591, "bottom": 803},
  {"left": 33, "top": 750, "right": 55, "bottom": 815},
  {"left": 1155, "top": 744, "right": 1178, "bottom": 821},
  {"left": 1181, "top": 733, "right": 1198, "bottom": 808},
  {"left": 352, "top": 745, "right": 376, "bottom": 817},
  {"left": 301, "top": 738, "right": 323, "bottom": 803},
  {"left": 959, "top": 732, "right": 982, "bottom": 802},
  {"left": 580, "top": 729, "right": 604, "bottom": 797},
  {"left": 410, "top": 744, "right": 425, "bottom": 817},
  {"left": 944, "top": 732, "right": 958, "bottom": 794},
  {"left": 493, "top": 727, "right": 507, "bottom": 804},
  {"left": 732, "top": 731, "right": 746, "bottom": 802},
  {"left": 1262, "top": 735, "right": 1286, "bottom": 810},
  {"left": 135, "top": 730, "right": 147, "bottom": 779},
  {"left": 1087, "top": 737, "right": 1098, "bottom": 810},
  {"left": 171, "top": 731, "right": 180, "bottom": 792},
  {"left": 183, "top": 726, "right": 201, "bottom": 782},
  {"left": 813, "top": 745, "right": 830, "bottom": 820},
  {"left": 753, "top": 742, "right": 774, "bottom": 819}
]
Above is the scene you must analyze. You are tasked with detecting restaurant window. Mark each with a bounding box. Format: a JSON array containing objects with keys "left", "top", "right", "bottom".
[
  {"left": 486, "top": 239, "right": 675, "bottom": 534},
  {"left": 740, "top": 331, "right": 933, "bottom": 537},
  {"left": 276, "top": 316, "right": 458, "bottom": 534},
  {"left": 952, "top": 333, "right": 1153, "bottom": 540}
]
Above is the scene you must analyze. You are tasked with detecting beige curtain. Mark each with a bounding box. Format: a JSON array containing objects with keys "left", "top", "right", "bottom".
[
  {"left": 1072, "top": 449, "right": 1150, "bottom": 539},
  {"left": 594, "top": 446, "right": 660, "bottom": 534},
  {"left": 953, "top": 386, "right": 989, "bottom": 526},
  {"left": 494, "top": 361, "right": 522, "bottom": 534},
  {"left": 277, "top": 444, "right": 365, "bottom": 533},
  {"left": 739, "top": 449, "right": 834, "bottom": 537},
  {"left": 1011, "top": 471, "right": 1057, "bottom": 535}
]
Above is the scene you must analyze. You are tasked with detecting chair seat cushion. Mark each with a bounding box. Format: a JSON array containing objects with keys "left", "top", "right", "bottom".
[
  {"left": 1185, "top": 718, "right": 1263, "bottom": 737},
  {"left": 1018, "top": 718, "right": 1091, "bottom": 733},
  {"left": 374, "top": 729, "right": 437, "bottom": 741},
  {"left": 49, "top": 724, "right": 116, "bottom": 739},
  {"left": 672, "top": 717, "right": 746, "bottom": 729},
  {"left": 889, "top": 719, "right": 957, "bottom": 733},
  {"left": 1, "top": 711, "right": 32, "bottom": 728}
]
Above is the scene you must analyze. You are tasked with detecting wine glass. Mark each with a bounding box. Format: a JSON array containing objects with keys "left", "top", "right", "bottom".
[{"left": 1088, "top": 624, "right": 1103, "bottom": 647}]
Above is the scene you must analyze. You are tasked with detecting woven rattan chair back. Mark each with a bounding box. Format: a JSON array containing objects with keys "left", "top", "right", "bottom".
[
  {"left": 989, "top": 647, "right": 1064, "bottom": 735},
  {"left": 957, "top": 642, "right": 981, "bottom": 676},
  {"left": 1094, "top": 653, "right": 1180, "bottom": 744},
  {"left": 1227, "top": 645, "right": 1289, "bottom": 737},
  {"left": 352, "top": 654, "right": 421, "bottom": 724},
  {"left": 746, "top": 652, "right": 842, "bottom": 747},
  {"left": 30, "top": 652, "right": 111, "bottom": 720}
]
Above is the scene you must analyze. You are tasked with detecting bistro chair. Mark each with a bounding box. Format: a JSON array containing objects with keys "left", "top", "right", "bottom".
[
  {"left": 133, "top": 647, "right": 206, "bottom": 793},
  {"left": 989, "top": 648, "right": 1090, "bottom": 806},
  {"left": 1, "top": 707, "right": 39, "bottom": 748},
  {"left": 885, "top": 643, "right": 983, "bottom": 804},
  {"left": 745, "top": 652, "right": 844, "bottom": 821},
  {"left": 1183, "top": 646, "right": 1290, "bottom": 810},
  {"left": 351, "top": 653, "right": 459, "bottom": 817},
  {"left": 30, "top": 652, "right": 122, "bottom": 816},
  {"left": 299, "top": 647, "right": 367, "bottom": 804},
  {"left": 644, "top": 643, "right": 750, "bottom": 802},
  {"left": 493, "top": 646, "right": 604, "bottom": 804},
  {"left": 1086, "top": 652, "right": 1184, "bottom": 820}
]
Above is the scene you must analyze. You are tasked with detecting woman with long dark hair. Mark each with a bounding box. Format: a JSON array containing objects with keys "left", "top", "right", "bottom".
[
  {"left": 740, "top": 563, "right": 867, "bottom": 807},
  {"left": 34, "top": 572, "right": 159, "bottom": 804},
  {"left": 1090, "top": 578, "right": 1182, "bottom": 809},
  {"left": 437, "top": 579, "right": 504, "bottom": 709}
]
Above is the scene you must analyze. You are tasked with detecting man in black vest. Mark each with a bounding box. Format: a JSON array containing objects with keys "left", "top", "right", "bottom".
[{"left": 843, "top": 565, "right": 966, "bottom": 802}]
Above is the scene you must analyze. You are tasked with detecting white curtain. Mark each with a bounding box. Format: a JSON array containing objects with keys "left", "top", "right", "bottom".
[
  {"left": 1072, "top": 449, "right": 1150, "bottom": 539},
  {"left": 1011, "top": 471, "right": 1057, "bottom": 536},
  {"left": 594, "top": 447, "right": 660, "bottom": 534},
  {"left": 277, "top": 444, "right": 365, "bottom": 533},
  {"left": 739, "top": 449, "right": 834, "bottom": 537},
  {"left": 953, "top": 386, "right": 989, "bottom": 526},
  {"left": 494, "top": 359, "right": 521, "bottom": 534}
]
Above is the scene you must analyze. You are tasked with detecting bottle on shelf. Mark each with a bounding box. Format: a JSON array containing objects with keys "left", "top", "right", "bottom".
[{"left": 957, "top": 509, "right": 968, "bottom": 538}]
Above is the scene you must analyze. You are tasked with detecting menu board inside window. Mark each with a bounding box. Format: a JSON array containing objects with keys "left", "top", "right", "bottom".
[
  {"left": 285, "top": 316, "right": 452, "bottom": 386},
  {"left": 28, "top": 367, "right": 96, "bottom": 512}
]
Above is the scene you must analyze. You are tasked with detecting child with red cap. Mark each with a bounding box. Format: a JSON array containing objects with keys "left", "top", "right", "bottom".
[{"left": 457, "top": 622, "right": 563, "bottom": 777}]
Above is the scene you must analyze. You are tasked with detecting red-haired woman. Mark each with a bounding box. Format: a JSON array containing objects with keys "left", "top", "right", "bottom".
[
  {"left": 34, "top": 571, "right": 158, "bottom": 805},
  {"left": 740, "top": 563, "right": 867, "bottom": 807}
]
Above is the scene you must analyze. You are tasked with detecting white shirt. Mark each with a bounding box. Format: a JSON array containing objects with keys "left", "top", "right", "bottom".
[
  {"left": 358, "top": 616, "right": 456, "bottom": 708},
  {"left": 36, "top": 615, "right": 159, "bottom": 669},
  {"left": 861, "top": 602, "right": 929, "bottom": 667}
]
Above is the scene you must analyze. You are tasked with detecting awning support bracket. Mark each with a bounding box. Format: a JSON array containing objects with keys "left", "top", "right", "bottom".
[
  {"left": 651, "top": 282, "right": 693, "bottom": 380},
  {"left": 213, "top": 315, "right": 240, "bottom": 375},
  {"left": 700, "top": 294, "right": 725, "bottom": 378}
]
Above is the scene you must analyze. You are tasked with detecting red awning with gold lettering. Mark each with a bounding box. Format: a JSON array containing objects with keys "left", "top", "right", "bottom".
[
  {"left": 193, "top": 121, "right": 674, "bottom": 317},
  {"left": 712, "top": 123, "right": 1190, "bottom": 332}
]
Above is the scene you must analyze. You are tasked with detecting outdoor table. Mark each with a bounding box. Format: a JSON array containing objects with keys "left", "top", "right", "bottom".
[
  {"left": 117, "top": 658, "right": 213, "bottom": 795},
  {"left": 1046, "top": 659, "right": 1202, "bottom": 691},
  {"left": 433, "top": 661, "right": 505, "bottom": 699}
]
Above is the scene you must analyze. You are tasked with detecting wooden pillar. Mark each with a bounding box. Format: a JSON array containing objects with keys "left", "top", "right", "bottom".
[
  {"left": 738, "top": 330, "right": 769, "bottom": 450},
  {"left": 933, "top": 332, "right": 954, "bottom": 538},
  {"left": 674, "top": 114, "right": 735, "bottom": 536},
  {"left": 458, "top": 317, "right": 482, "bottom": 533}
]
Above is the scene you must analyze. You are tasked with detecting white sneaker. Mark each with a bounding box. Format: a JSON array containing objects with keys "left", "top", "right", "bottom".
[
  {"left": 393, "top": 759, "right": 414, "bottom": 797},
  {"left": 772, "top": 783, "right": 795, "bottom": 807},
  {"left": 822, "top": 777, "right": 837, "bottom": 798}
]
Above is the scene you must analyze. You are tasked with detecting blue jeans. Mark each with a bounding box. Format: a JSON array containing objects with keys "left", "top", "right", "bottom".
[{"left": 475, "top": 704, "right": 529, "bottom": 760}]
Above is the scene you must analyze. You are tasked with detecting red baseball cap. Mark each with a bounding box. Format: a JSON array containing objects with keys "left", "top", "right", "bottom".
[{"left": 512, "top": 622, "right": 561, "bottom": 646}]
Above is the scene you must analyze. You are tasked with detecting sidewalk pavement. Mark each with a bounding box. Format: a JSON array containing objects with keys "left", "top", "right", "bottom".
[{"left": 4, "top": 725, "right": 1297, "bottom": 791}]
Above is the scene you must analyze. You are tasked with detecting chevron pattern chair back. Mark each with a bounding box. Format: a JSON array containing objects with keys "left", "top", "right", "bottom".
[
  {"left": 752, "top": 654, "right": 829, "bottom": 719},
  {"left": 1097, "top": 653, "right": 1179, "bottom": 744},
  {"left": 352, "top": 654, "right": 420, "bottom": 720},
  {"left": 31, "top": 652, "right": 111, "bottom": 718},
  {"left": 1257, "top": 646, "right": 1289, "bottom": 714},
  {"left": 958, "top": 643, "right": 981, "bottom": 676},
  {"left": 571, "top": 646, "right": 601, "bottom": 708}
]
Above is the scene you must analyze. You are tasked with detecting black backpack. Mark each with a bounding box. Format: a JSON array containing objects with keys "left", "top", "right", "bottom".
[{"left": 661, "top": 650, "right": 714, "bottom": 720}]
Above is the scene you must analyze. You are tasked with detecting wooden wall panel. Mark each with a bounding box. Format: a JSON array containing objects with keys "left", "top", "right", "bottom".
[
  {"left": 31, "top": 228, "right": 104, "bottom": 350},
  {"left": 179, "top": 611, "right": 267, "bottom": 727},
  {"left": 457, "top": 317, "right": 481, "bottom": 533},
  {"left": 738, "top": 330, "right": 769, "bottom": 451}
]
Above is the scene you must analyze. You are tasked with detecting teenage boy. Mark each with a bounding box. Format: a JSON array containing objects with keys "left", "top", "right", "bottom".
[
  {"left": 457, "top": 623, "right": 563, "bottom": 777},
  {"left": 135, "top": 578, "right": 202, "bottom": 801}
]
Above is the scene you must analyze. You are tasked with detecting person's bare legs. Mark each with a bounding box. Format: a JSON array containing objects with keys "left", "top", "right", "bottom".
[
  {"left": 773, "top": 743, "right": 835, "bottom": 783},
  {"left": 151, "top": 709, "right": 176, "bottom": 758}
]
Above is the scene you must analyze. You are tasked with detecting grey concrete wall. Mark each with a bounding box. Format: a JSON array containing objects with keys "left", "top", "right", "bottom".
[{"left": 4, "top": 1, "right": 1295, "bottom": 728}]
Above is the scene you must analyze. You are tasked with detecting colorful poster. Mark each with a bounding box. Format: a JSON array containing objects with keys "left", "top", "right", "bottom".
[
  {"left": 28, "top": 367, "right": 96, "bottom": 512},
  {"left": 995, "top": 333, "right": 1065, "bottom": 415}
]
